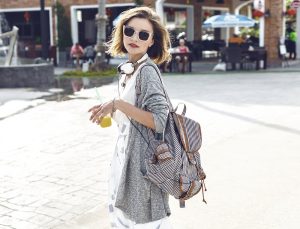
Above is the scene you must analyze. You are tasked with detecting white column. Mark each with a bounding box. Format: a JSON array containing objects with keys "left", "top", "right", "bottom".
[
  {"left": 70, "top": 7, "right": 78, "bottom": 44},
  {"left": 247, "top": 5, "right": 252, "bottom": 17},
  {"left": 259, "top": 0, "right": 265, "bottom": 47},
  {"left": 297, "top": 7, "right": 300, "bottom": 59},
  {"left": 282, "top": 0, "right": 286, "bottom": 39},
  {"left": 155, "top": 0, "right": 165, "bottom": 23},
  {"left": 234, "top": 8, "right": 239, "bottom": 35},
  {"left": 48, "top": 8, "right": 54, "bottom": 46}
]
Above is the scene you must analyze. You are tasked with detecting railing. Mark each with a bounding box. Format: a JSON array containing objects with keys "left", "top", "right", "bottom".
[{"left": 0, "top": 26, "right": 19, "bottom": 66}]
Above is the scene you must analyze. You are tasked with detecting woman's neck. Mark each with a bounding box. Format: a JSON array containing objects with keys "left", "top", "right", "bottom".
[{"left": 128, "top": 53, "right": 146, "bottom": 63}]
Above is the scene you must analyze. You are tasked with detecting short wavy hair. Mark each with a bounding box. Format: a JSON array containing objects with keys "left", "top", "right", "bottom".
[{"left": 106, "top": 6, "right": 171, "bottom": 65}]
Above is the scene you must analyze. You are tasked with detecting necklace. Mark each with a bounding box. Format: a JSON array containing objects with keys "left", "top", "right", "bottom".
[{"left": 121, "top": 74, "right": 132, "bottom": 88}]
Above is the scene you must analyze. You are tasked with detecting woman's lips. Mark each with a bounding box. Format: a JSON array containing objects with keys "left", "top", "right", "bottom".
[{"left": 129, "top": 43, "right": 139, "bottom": 48}]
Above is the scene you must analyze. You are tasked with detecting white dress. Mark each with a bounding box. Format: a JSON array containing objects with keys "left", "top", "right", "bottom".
[{"left": 108, "top": 63, "right": 172, "bottom": 228}]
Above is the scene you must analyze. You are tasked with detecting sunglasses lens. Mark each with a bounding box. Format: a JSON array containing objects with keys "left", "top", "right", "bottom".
[
  {"left": 139, "top": 31, "right": 150, "bottom": 41},
  {"left": 124, "top": 26, "right": 150, "bottom": 41},
  {"left": 124, "top": 27, "right": 134, "bottom": 37}
]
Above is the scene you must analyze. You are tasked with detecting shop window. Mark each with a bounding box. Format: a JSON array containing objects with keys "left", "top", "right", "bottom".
[
  {"left": 216, "top": 0, "right": 224, "bottom": 3},
  {"left": 15, "top": 23, "right": 34, "bottom": 39},
  {"left": 164, "top": 8, "right": 187, "bottom": 36}
]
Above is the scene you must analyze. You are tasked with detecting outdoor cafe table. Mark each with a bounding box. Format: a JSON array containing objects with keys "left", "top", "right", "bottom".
[{"left": 221, "top": 47, "right": 267, "bottom": 70}]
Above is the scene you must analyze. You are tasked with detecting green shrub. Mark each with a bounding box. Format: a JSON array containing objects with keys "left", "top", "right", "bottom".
[{"left": 61, "top": 68, "right": 117, "bottom": 78}]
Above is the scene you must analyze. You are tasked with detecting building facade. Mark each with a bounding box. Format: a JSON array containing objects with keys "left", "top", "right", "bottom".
[{"left": 0, "top": 0, "right": 294, "bottom": 65}]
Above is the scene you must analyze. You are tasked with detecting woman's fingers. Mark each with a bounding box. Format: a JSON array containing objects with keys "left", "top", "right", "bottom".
[
  {"left": 89, "top": 101, "right": 112, "bottom": 124},
  {"left": 88, "top": 105, "right": 100, "bottom": 113},
  {"left": 92, "top": 108, "right": 104, "bottom": 123},
  {"left": 89, "top": 104, "right": 103, "bottom": 121},
  {"left": 90, "top": 109, "right": 100, "bottom": 121},
  {"left": 88, "top": 104, "right": 101, "bottom": 112}
]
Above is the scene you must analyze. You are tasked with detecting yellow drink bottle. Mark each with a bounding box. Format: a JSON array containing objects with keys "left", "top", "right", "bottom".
[
  {"left": 99, "top": 116, "right": 112, "bottom": 128},
  {"left": 95, "top": 87, "right": 112, "bottom": 128}
]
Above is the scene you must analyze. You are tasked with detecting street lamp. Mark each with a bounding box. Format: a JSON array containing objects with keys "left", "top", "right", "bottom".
[{"left": 95, "top": 0, "right": 107, "bottom": 70}]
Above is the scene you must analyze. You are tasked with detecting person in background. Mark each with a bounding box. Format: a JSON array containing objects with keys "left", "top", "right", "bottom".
[
  {"left": 70, "top": 42, "right": 84, "bottom": 69},
  {"left": 228, "top": 33, "right": 245, "bottom": 45},
  {"left": 83, "top": 45, "right": 96, "bottom": 63},
  {"left": 175, "top": 38, "right": 190, "bottom": 73},
  {"left": 288, "top": 29, "right": 297, "bottom": 60}
]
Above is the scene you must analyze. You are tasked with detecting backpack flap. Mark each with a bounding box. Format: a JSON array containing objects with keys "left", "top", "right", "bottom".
[{"left": 172, "top": 111, "right": 202, "bottom": 154}]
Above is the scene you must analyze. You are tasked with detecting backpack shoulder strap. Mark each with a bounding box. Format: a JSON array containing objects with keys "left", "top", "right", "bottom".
[{"left": 136, "top": 62, "right": 174, "bottom": 112}]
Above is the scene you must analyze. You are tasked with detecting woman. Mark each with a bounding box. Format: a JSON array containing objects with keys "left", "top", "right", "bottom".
[
  {"left": 70, "top": 42, "right": 84, "bottom": 69},
  {"left": 88, "top": 7, "right": 172, "bottom": 228},
  {"left": 175, "top": 38, "right": 190, "bottom": 73}
]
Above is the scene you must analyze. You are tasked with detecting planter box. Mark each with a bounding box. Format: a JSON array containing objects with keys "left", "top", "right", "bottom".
[{"left": 0, "top": 63, "right": 54, "bottom": 88}]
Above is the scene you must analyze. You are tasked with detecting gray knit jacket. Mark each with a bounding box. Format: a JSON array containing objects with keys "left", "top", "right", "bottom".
[{"left": 114, "top": 59, "right": 171, "bottom": 224}]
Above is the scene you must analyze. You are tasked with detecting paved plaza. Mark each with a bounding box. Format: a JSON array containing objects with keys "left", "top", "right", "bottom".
[{"left": 1, "top": 71, "right": 300, "bottom": 229}]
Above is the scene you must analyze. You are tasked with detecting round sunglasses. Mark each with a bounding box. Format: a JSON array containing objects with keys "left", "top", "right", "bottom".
[{"left": 123, "top": 25, "right": 152, "bottom": 41}]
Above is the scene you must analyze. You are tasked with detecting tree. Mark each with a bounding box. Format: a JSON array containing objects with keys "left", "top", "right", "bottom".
[
  {"left": 135, "top": 0, "right": 144, "bottom": 5},
  {"left": 54, "top": 1, "right": 72, "bottom": 51}
]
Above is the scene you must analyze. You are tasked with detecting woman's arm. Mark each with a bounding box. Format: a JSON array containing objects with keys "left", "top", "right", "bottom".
[
  {"left": 88, "top": 99, "right": 155, "bottom": 130},
  {"left": 115, "top": 99, "right": 155, "bottom": 129},
  {"left": 89, "top": 65, "right": 169, "bottom": 132}
]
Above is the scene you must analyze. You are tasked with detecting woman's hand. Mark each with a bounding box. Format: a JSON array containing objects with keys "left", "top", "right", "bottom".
[
  {"left": 88, "top": 101, "right": 113, "bottom": 124},
  {"left": 88, "top": 99, "right": 156, "bottom": 130}
]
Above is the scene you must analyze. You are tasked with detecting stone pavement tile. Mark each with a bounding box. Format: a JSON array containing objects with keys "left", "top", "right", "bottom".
[
  {"left": 0, "top": 216, "right": 14, "bottom": 228},
  {"left": 28, "top": 199, "right": 51, "bottom": 209},
  {"left": 65, "top": 199, "right": 103, "bottom": 216},
  {"left": 35, "top": 206, "right": 66, "bottom": 219},
  {"left": 53, "top": 205, "right": 109, "bottom": 229},
  {"left": 43, "top": 200, "right": 66, "bottom": 208},
  {"left": 57, "top": 212, "right": 78, "bottom": 222},
  {"left": 27, "top": 213, "right": 55, "bottom": 227},
  {"left": 0, "top": 190, "right": 20, "bottom": 200},
  {"left": 7, "top": 195, "right": 39, "bottom": 206},
  {"left": 0, "top": 226, "right": 13, "bottom": 229},
  {"left": 42, "top": 219, "right": 65, "bottom": 229},
  {"left": 9, "top": 210, "right": 35, "bottom": 222},
  {"left": 0, "top": 205, "right": 14, "bottom": 215},
  {"left": 0, "top": 203, "right": 19, "bottom": 212}
]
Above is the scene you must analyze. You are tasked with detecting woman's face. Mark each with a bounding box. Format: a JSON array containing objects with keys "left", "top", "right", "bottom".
[
  {"left": 123, "top": 17, "right": 154, "bottom": 60},
  {"left": 179, "top": 39, "right": 185, "bottom": 46}
]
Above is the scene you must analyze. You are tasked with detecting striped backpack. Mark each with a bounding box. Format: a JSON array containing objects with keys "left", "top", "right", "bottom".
[{"left": 138, "top": 64, "right": 207, "bottom": 207}]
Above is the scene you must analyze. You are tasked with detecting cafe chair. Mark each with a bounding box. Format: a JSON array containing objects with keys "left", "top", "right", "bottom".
[{"left": 224, "top": 47, "right": 243, "bottom": 70}]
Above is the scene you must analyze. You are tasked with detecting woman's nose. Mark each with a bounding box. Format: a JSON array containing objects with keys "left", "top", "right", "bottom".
[{"left": 131, "top": 32, "right": 139, "bottom": 42}]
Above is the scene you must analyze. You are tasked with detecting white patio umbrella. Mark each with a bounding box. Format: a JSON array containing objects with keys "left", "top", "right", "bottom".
[
  {"left": 113, "top": 15, "right": 120, "bottom": 27},
  {"left": 203, "top": 13, "right": 256, "bottom": 45},
  {"left": 203, "top": 13, "right": 256, "bottom": 28}
]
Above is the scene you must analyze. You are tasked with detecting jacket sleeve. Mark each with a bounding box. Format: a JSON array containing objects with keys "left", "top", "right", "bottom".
[{"left": 139, "top": 65, "right": 169, "bottom": 134}]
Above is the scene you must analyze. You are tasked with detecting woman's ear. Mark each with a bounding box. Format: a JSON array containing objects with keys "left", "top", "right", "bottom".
[{"left": 149, "top": 40, "right": 154, "bottom": 48}]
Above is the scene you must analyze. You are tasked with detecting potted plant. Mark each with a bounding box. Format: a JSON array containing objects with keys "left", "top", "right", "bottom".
[{"left": 53, "top": 1, "right": 72, "bottom": 65}]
